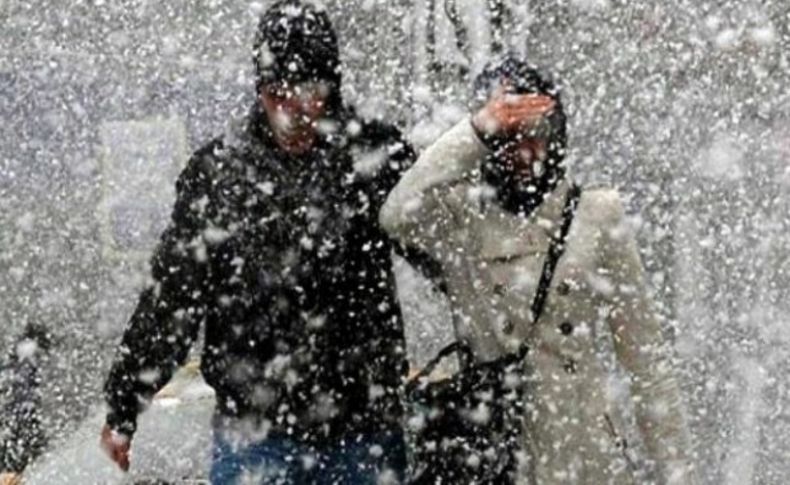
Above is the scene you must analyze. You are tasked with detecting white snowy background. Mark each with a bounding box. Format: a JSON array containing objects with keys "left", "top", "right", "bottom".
[{"left": 1, "top": 0, "right": 789, "bottom": 483}]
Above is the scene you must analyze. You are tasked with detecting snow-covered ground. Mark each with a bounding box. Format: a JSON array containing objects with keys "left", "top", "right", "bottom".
[{"left": 24, "top": 365, "right": 214, "bottom": 484}]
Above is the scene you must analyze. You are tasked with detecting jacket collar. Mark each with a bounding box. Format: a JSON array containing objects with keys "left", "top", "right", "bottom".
[
  {"left": 235, "top": 103, "right": 355, "bottom": 177},
  {"left": 530, "top": 178, "right": 572, "bottom": 241},
  {"left": 477, "top": 178, "right": 571, "bottom": 261}
]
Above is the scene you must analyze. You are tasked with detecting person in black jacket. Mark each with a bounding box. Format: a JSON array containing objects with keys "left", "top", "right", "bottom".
[
  {"left": 100, "top": 1, "right": 435, "bottom": 483},
  {"left": 0, "top": 323, "right": 51, "bottom": 483}
]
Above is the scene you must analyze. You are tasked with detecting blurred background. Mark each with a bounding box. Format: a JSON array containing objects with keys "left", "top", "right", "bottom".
[{"left": 1, "top": 0, "right": 789, "bottom": 483}]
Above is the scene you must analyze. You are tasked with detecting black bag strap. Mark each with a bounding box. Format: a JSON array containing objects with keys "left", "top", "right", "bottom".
[
  {"left": 511, "top": 183, "right": 580, "bottom": 361},
  {"left": 531, "top": 183, "right": 581, "bottom": 326},
  {"left": 408, "top": 341, "right": 474, "bottom": 387},
  {"left": 410, "top": 184, "right": 582, "bottom": 381}
]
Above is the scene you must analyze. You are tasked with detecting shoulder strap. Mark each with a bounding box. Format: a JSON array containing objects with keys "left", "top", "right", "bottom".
[
  {"left": 530, "top": 183, "right": 582, "bottom": 326},
  {"left": 410, "top": 184, "right": 582, "bottom": 377},
  {"left": 406, "top": 341, "right": 475, "bottom": 388}
]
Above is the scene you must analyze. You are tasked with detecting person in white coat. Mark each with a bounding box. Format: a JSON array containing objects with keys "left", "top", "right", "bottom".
[{"left": 381, "top": 57, "right": 697, "bottom": 484}]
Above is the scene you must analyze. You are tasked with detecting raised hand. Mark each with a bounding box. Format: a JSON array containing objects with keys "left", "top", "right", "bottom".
[
  {"left": 472, "top": 89, "right": 556, "bottom": 139},
  {"left": 100, "top": 424, "right": 131, "bottom": 472}
]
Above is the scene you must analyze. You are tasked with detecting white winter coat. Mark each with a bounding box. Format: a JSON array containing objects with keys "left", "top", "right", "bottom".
[{"left": 381, "top": 120, "right": 697, "bottom": 484}]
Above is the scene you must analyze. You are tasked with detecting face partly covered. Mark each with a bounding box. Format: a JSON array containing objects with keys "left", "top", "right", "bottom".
[
  {"left": 498, "top": 136, "right": 549, "bottom": 179},
  {"left": 259, "top": 81, "right": 330, "bottom": 155},
  {"left": 472, "top": 88, "right": 557, "bottom": 181}
]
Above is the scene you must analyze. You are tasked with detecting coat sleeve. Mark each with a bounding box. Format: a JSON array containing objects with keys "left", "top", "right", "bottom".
[
  {"left": 103, "top": 147, "right": 214, "bottom": 437},
  {"left": 379, "top": 119, "right": 489, "bottom": 262},
  {"left": 598, "top": 192, "right": 698, "bottom": 484}
]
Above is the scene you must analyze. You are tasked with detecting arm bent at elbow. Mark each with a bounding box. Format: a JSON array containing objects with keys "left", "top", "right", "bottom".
[{"left": 380, "top": 119, "right": 489, "bottom": 252}]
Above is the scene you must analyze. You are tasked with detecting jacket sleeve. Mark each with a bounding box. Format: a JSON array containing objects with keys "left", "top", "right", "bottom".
[
  {"left": 367, "top": 123, "right": 449, "bottom": 293},
  {"left": 103, "top": 149, "right": 214, "bottom": 437},
  {"left": 379, "top": 119, "right": 489, "bottom": 262},
  {"left": 599, "top": 192, "right": 697, "bottom": 484}
]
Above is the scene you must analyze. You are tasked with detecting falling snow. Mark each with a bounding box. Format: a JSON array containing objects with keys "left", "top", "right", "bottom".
[{"left": 1, "top": 1, "right": 790, "bottom": 484}]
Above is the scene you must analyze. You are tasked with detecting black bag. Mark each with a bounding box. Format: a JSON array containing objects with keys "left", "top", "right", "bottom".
[{"left": 405, "top": 185, "right": 581, "bottom": 484}]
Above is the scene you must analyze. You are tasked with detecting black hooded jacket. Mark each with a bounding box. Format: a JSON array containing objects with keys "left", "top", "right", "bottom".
[
  {"left": 103, "top": 0, "right": 438, "bottom": 443},
  {"left": 103, "top": 102, "right": 426, "bottom": 442}
]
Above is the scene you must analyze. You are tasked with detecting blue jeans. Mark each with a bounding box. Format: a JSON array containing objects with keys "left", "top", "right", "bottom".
[{"left": 210, "top": 425, "right": 406, "bottom": 484}]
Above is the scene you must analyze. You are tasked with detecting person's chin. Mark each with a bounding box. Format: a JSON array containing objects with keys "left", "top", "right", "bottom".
[
  {"left": 510, "top": 158, "right": 534, "bottom": 179},
  {"left": 277, "top": 135, "right": 315, "bottom": 155},
  {"left": 283, "top": 143, "right": 312, "bottom": 155},
  {"left": 516, "top": 168, "right": 534, "bottom": 179}
]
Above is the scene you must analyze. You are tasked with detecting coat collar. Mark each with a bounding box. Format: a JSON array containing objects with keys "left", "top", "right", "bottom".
[
  {"left": 531, "top": 178, "right": 572, "bottom": 240},
  {"left": 477, "top": 178, "right": 571, "bottom": 261}
]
